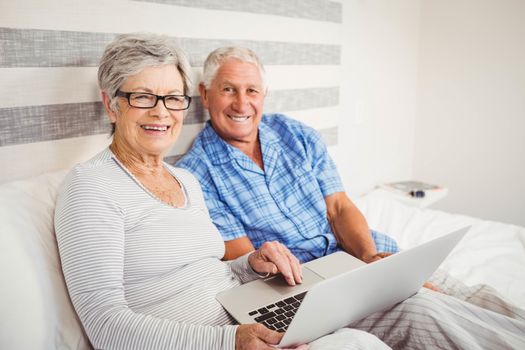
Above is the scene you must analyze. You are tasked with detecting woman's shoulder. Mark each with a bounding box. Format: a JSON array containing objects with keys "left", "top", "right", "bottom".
[{"left": 60, "top": 149, "right": 120, "bottom": 194}]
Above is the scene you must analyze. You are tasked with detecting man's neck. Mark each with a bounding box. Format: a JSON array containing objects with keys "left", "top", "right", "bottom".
[{"left": 229, "top": 138, "right": 264, "bottom": 171}]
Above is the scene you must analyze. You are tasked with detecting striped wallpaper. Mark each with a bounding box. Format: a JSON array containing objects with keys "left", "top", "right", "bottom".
[{"left": 0, "top": 0, "right": 342, "bottom": 183}]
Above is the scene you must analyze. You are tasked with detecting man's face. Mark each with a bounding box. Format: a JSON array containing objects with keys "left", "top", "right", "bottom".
[{"left": 200, "top": 58, "right": 266, "bottom": 146}]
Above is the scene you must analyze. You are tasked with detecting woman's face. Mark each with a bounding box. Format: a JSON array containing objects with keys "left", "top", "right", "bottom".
[{"left": 108, "top": 64, "right": 186, "bottom": 158}]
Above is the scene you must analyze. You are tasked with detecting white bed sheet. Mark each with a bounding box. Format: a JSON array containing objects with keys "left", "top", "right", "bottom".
[{"left": 356, "top": 192, "right": 525, "bottom": 309}]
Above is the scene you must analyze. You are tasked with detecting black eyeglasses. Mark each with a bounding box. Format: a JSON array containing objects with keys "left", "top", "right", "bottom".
[{"left": 115, "top": 90, "right": 191, "bottom": 111}]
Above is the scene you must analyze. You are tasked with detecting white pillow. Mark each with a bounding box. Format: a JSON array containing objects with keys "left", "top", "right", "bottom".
[{"left": 0, "top": 171, "right": 92, "bottom": 350}]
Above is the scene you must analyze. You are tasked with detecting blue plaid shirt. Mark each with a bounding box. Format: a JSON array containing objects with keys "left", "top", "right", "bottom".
[{"left": 177, "top": 114, "right": 398, "bottom": 262}]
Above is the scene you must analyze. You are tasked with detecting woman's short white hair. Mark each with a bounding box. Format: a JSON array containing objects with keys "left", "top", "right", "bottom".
[
  {"left": 98, "top": 32, "right": 192, "bottom": 114},
  {"left": 201, "top": 47, "right": 266, "bottom": 89}
]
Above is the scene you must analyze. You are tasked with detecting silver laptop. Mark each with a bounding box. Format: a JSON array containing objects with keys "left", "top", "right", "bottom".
[{"left": 216, "top": 226, "right": 469, "bottom": 348}]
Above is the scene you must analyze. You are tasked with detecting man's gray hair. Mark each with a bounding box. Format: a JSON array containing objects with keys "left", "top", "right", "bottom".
[
  {"left": 98, "top": 32, "right": 192, "bottom": 113},
  {"left": 201, "top": 47, "right": 266, "bottom": 89}
]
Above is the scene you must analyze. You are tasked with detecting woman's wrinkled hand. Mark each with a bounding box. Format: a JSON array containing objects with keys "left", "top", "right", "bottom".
[
  {"left": 235, "top": 324, "right": 283, "bottom": 350},
  {"left": 248, "top": 241, "right": 302, "bottom": 286}
]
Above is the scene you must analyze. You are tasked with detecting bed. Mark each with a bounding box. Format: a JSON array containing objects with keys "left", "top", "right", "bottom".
[
  {"left": 357, "top": 192, "right": 525, "bottom": 307},
  {"left": 1, "top": 170, "right": 524, "bottom": 349}
]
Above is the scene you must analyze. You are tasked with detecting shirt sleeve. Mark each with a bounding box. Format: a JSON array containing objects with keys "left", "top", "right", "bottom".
[
  {"left": 303, "top": 126, "right": 345, "bottom": 197},
  {"left": 177, "top": 156, "right": 247, "bottom": 241},
  {"left": 227, "top": 252, "right": 269, "bottom": 284},
  {"left": 54, "top": 169, "right": 237, "bottom": 350}
]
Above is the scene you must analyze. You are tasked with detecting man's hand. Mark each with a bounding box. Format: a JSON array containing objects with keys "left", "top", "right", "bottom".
[
  {"left": 248, "top": 241, "right": 302, "bottom": 285},
  {"left": 423, "top": 282, "right": 442, "bottom": 293},
  {"left": 361, "top": 252, "right": 393, "bottom": 263},
  {"left": 235, "top": 324, "right": 283, "bottom": 350}
]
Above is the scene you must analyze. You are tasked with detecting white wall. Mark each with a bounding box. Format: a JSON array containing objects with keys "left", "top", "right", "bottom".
[
  {"left": 339, "top": 0, "right": 420, "bottom": 198},
  {"left": 414, "top": 0, "right": 525, "bottom": 226},
  {"left": 339, "top": 0, "right": 525, "bottom": 226}
]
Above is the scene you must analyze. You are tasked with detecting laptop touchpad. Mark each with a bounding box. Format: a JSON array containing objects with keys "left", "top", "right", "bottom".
[
  {"left": 263, "top": 267, "right": 323, "bottom": 296},
  {"left": 303, "top": 251, "right": 365, "bottom": 279}
]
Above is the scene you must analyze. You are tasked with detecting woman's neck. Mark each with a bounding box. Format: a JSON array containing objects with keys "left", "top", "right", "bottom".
[{"left": 110, "top": 140, "right": 164, "bottom": 177}]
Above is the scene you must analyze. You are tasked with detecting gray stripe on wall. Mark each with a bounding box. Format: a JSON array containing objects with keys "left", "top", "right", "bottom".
[
  {"left": 0, "top": 87, "right": 339, "bottom": 147},
  {"left": 320, "top": 126, "right": 338, "bottom": 146},
  {"left": 0, "top": 101, "right": 201, "bottom": 147},
  {"left": 134, "top": 0, "right": 342, "bottom": 23},
  {"left": 0, "top": 28, "right": 341, "bottom": 68},
  {"left": 0, "top": 29, "right": 114, "bottom": 68},
  {"left": 181, "top": 38, "right": 340, "bottom": 66},
  {"left": 0, "top": 102, "right": 108, "bottom": 147},
  {"left": 265, "top": 87, "right": 339, "bottom": 113}
]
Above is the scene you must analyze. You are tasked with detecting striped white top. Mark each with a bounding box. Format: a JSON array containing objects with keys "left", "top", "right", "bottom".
[{"left": 55, "top": 148, "right": 261, "bottom": 350}]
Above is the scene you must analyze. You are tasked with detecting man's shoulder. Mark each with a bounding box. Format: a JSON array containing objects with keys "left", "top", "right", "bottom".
[
  {"left": 263, "top": 113, "right": 317, "bottom": 137},
  {"left": 175, "top": 138, "right": 218, "bottom": 184},
  {"left": 263, "top": 113, "right": 303, "bottom": 128},
  {"left": 176, "top": 147, "right": 209, "bottom": 172},
  {"left": 262, "top": 113, "right": 321, "bottom": 151},
  {"left": 176, "top": 124, "right": 209, "bottom": 162}
]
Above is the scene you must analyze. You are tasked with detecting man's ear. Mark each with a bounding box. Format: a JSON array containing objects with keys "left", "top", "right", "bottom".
[
  {"left": 101, "top": 91, "right": 118, "bottom": 123},
  {"left": 199, "top": 83, "right": 209, "bottom": 109}
]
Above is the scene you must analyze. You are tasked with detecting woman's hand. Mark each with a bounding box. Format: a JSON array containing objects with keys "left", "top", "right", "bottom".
[
  {"left": 248, "top": 241, "right": 302, "bottom": 286},
  {"left": 235, "top": 324, "right": 283, "bottom": 350}
]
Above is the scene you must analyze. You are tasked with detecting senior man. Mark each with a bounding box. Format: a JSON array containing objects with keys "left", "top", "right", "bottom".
[{"left": 178, "top": 48, "right": 398, "bottom": 265}]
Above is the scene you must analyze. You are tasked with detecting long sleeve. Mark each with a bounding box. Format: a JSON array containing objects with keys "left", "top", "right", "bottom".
[
  {"left": 54, "top": 165, "right": 238, "bottom": 350},
  {"left": 227, "top": 252, "right": 268, "bottom": 284}
]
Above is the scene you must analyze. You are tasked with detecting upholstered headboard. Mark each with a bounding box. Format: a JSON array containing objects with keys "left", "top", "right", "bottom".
[{"left": 0, "top": 0, "right": 342, "bottom": 183}]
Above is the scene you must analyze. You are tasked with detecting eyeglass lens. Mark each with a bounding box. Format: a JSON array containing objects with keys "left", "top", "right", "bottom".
[{"left": 129, "top": 93, "right": 189, "bottom": 110}]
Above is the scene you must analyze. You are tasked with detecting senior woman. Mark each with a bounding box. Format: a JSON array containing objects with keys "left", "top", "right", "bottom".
[{"left": 54, "top": 33, "right": 389, "bottom": 350}]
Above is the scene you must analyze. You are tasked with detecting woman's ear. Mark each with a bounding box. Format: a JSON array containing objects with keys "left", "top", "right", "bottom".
[{"left": 101, "top": 91, "right": 118, "bottom": 123}]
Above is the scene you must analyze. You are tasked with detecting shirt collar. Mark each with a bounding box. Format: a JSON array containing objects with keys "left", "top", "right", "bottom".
[
  {"left": 200, "top": 115, "right": 281, "bottom": 173},
  {"left": 258, "top": 115, "right": 281, "bottom": 149},
  {"left": 257, "top": 115, "right": 282, "bottom": 178},
  {"left": 200, "top": 121, "right": 234, "bottom": 166}
]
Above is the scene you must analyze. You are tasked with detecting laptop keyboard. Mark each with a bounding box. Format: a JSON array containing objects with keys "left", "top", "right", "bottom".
[{"left": 248, "top": 291, "right": 307, "bottom": 332}]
